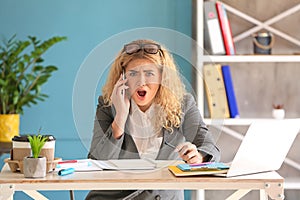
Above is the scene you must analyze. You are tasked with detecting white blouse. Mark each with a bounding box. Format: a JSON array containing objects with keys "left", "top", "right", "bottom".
[{"left": 127, "top": 100, "right": 162, "bottom": 160}]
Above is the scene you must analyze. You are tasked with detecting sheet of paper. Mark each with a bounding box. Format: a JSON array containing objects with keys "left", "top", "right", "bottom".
[
  {"left": 93, "top": 159, "right": 157, "bottom": 170},
  {"left": 55, "top": 159, "right": 103, "bottom": 172},
  {"left": 92, "top": 160, "right": 118, "bottom": 170},
  {"left": 109, "top": 159, "right": 156, "bottom": 170}
]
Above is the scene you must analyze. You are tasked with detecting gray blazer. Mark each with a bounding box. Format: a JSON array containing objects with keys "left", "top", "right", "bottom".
[{"left": 86, "top": 93, "right": 220, "bottom": 200}]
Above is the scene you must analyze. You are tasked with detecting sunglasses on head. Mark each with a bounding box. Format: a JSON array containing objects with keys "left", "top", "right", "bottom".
[{"left": 123, "top": 43, "right": 161, "bottom": 55}]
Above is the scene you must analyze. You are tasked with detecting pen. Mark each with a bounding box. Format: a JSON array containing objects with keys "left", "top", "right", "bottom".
[
  {"left": 189, "top": 162, "right": 213, "bottom": 167},
  {"left": 164, "top": 141, "right": 177, "bottom": 149},
  {"left": 58, "top": 160, "right": 77, "bottom": 164},
  {"left": 58, "top": 168, "right": 75, "bottom": 176}
]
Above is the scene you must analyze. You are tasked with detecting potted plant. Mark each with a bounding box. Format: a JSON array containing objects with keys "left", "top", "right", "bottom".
[
  {"left": 0, "top": 35, "right": 66, "bottom": 142},
  {"left": 23, "top": 134, "right": 48, "bottom": 178},
  {"left": 272, "top": 104, "right": 285, "bottom": 119}
]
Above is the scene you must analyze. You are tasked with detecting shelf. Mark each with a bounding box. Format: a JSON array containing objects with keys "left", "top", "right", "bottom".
[
  {"left": 203, "top": 118, "right": 295, "bottom": 126},
  {"left": 285, "top": 178, "right": 300, "bottom": 190},
  {"left": 201, "top": 55, "right": 300, "bottom": 63}
]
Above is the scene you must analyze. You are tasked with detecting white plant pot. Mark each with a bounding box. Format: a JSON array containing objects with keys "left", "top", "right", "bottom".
[
  {"left": 272, "top": 109, "right": 285, "bottom": 119},
  {"left": 23, "top": 156, "right": 47, "bottom": 178}
]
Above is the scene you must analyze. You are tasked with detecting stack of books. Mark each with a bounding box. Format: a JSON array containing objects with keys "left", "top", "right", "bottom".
[{"left": 168, "top": 162, "right": 229, "bottom": 177}]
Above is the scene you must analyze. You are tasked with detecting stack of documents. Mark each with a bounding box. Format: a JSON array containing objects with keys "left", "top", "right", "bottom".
[
  {"left": 55, "top": 159, "right": 175, "bottom": 172},
  {"left": 168, "top": 162, "right": 230, "bottom": 177}
]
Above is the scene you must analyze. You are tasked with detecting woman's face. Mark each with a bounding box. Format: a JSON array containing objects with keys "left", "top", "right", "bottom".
[{"left": 125, "top": 58, "right": 161, "bottom": 112}]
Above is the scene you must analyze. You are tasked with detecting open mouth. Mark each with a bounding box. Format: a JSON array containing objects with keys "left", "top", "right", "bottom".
[{"left": 137, "top": 90, "right": 147, "bottom": 97}]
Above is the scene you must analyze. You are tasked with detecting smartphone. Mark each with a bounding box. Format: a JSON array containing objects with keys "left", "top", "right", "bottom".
[
  {"left": 122, "top": 67, "right": 125, "bottom": 80},
  {"left": 122, "top": 67, "right": 125, "bottom": 97}
]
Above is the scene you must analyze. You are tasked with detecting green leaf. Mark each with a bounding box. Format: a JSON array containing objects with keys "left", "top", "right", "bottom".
[
  {"left": 33, "top": 65, "right": 43, "bottom": 72},
  {"left": 23, "top": 54, "right": 30, "bottom": 63},
  {"left": 12, "top": 91, "right": 19, "bottom": 105},
  {"left": 17, "top": 62, "right": 25, "bottom": 71},
  {"left": 25, "top": 74, "right": 35, "bottom": 81},
  {"left": 0, "top": 79, "right": 7, "bottom": 86},
  {"left": 36, "top": 57, "right": 44, "bottom": 63},
  {"left": 45, "top": 65, "right": 58, "bottom": 72}
]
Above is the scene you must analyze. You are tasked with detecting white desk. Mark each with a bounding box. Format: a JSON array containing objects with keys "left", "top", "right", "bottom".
[{"left": 0, "top": 163, "right": 284, "bottom": 200}]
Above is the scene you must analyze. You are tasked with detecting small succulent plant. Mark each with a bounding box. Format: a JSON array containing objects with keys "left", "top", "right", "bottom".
[
  {"left": 273, "top": 104, "right": 284, "bottom": 109},
  {"left": 27, "top": 134, "right": 48, "bottom": 158}
]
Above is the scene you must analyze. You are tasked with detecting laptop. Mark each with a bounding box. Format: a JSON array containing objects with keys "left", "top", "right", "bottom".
[
  {"left": 169, "top": 119, "right": 300, "bottom": 177},
  {"left": 225, "top": 118, "right": 300, "bottom": 177}
]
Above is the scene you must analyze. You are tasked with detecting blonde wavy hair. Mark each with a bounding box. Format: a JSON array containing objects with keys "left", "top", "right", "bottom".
[{"left": 102, "top": 39, "right": 186, "bottom": 132}]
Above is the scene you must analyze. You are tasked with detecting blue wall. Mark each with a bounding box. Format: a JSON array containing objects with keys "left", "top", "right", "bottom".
[{"left": 0, "top": 0, "right": 192, "bottom": 199}]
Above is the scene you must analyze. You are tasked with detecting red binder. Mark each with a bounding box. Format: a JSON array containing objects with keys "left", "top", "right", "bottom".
[{"left": 216, "top": 1, "right": 236, "bottom": 55}]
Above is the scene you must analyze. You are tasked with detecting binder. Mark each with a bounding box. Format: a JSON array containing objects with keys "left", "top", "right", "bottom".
[
  {"left": 203, "top": 1, "right": 226, "bottom": 55},
  {"left": 221, "top": 65, "right": 239, "bottom": 118},
  {"left": 216, "top": 1, "right": 236, "bottom": 55},
  {"left": 203, "top": 64, "right": 230, "bottom": 118}
]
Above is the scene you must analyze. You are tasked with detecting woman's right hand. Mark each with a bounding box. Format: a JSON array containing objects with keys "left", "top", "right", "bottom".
[{"left": 111, "top": 75, "right": 130, "bottom": 139}]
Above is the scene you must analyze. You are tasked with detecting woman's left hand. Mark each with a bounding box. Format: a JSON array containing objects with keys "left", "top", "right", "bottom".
[{"left": 176, "top": 142, "right": 203, "bottom": 164}]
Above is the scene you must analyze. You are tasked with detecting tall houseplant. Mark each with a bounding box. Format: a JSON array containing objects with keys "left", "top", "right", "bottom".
[{"left": 0, "top": 35, "right": 66, "bottom": 142}]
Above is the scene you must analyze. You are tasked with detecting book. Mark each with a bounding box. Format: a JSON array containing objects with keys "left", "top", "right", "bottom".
[
  {"left": 221, "top": 65, "right": 239, "bottom": 118},
  {"left": 216, "top": 1, "right": 236, "bottom": 55},
  {"left": 203, "top": 64, "right": 230, "bottom": 118},
  {"left": 203, "top": 1, "right": 226, "bottom": 55}
]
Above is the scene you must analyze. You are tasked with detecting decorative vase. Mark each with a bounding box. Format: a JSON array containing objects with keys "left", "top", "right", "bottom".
[
  {"left": 0, "top": 114, "right": 20, "bottom": 142},
  {"left": 23, "top": 156, "right": 47, "bottom": 178},
  {"left": 272, "top": 109, "right": 285, "bottom": 119}
]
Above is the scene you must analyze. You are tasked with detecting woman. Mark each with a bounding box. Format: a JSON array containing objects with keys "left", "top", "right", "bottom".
[{"left": 86, "top": 39, "right": 220, "bottom": 200}]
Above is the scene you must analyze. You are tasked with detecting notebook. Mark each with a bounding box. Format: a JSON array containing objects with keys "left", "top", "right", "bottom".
[{"left": 169, "top": 119, "right": 300, "bottom": 177}]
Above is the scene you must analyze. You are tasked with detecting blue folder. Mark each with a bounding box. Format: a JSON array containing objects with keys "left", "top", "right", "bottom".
[{"left": 221, "top": 65, "right": 239, "bottom": 118}]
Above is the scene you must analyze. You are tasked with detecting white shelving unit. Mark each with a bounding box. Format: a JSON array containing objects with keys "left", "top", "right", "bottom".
[{"left": 193, "top": 1, "right": 300, "bottom": 199}]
